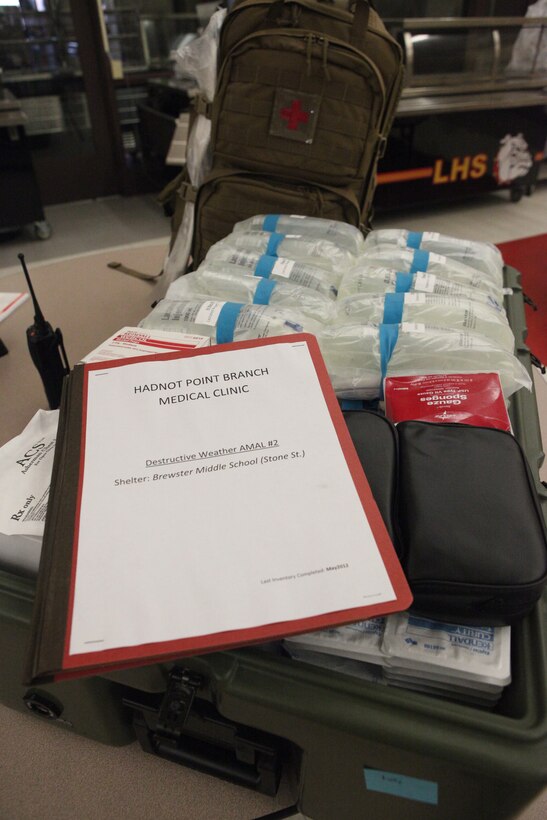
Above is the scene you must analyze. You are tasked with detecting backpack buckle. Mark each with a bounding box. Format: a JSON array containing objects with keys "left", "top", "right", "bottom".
[
  {"left": 193, "top": 95, "right": 212, "bottom": 119},
  {"left": 178, "top": 180, "right": 197, "bottom": 203}
]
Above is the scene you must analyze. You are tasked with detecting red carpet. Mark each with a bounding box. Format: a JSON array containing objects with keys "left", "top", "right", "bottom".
[{"left": 497, "top": 233, "right": 547, "bottom": 367}]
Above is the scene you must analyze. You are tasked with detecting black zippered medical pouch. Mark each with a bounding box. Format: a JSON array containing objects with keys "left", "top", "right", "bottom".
[
  {"left": 396, "top": 421, "right": 547, "bottom": 625},
  {"left": 344, "top": 410, "right": 401, "bottom": 553}
]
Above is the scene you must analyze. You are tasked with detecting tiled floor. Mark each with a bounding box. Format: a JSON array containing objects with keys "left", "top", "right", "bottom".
[
  {"left": 0, "top": 194, "right": 170, "bottom": 274},
  {"left": 1, "top": 184, "right": 546, "bottom": 274}
]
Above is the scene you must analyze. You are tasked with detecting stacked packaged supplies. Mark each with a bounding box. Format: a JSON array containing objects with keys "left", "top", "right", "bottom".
[
  {"left": 344, "top": 250, "right": 504, "bottom": 304},
  {"left": 337, "top": 265, "right": 503, "bottom": 309},
  {"left": 166, "top": 268, "right": 334, "bottom": 325},
  {"left": 284, "top": 618, "right": 386, "bottom": 684},
  {"left": 140, "top": 215, "right": 532, "bottom": 402},
  {"left": 199, "top": 248, "right": 340, "bottom": 299},
  {"left": 282, "top": 648, "right": 384, "bottom": 684},
  {"left": 363, "top": 228, "right": 504, "bottom": 283},
  {"left": 209, "top": 227, "right": 357, "bottom": 272},
  {"left": 332, "top": 292, "right": 515, "bottom": 352},
  {"left": 141, "top": 214, "right": 362, "bottom": 343},
  {"left": 317, "top": 323, "right": 529, "bottom": 400},
  {"left": 284, "top": 612, "right": 511, "bottom": 707},
  {"left": 140, "top": 299, "right": 323, "bottom": 342},
  {"left": 381, "top": 612, "right": 511, "bottom": 708},
  {"left": 232, "top": 214, "right": 366, "bottom": 257},
  {"left": 285, "top": 617, "right": 386, "bottom": 665}
]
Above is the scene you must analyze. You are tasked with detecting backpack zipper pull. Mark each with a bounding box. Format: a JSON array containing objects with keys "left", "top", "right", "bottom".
[
  {"left": 322, "top": 39, "right": 331, "bottom": 80},
  {"left": 306, "top": 34, "right": 313, "bottom": 76}
]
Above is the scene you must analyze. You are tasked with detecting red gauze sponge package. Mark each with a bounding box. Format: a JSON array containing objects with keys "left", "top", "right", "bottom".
[{"left": 384, "top": 373, "right": 511, "bottom": 431}]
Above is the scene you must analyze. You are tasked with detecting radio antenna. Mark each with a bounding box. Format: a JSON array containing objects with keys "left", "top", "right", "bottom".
[{"left": 18, "top": 253, "right": 47, "bottom": 330}]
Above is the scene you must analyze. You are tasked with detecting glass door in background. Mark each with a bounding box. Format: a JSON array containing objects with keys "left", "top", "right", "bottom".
[{"left": 0, "top": 0, "right": 125, "bottom": 204}]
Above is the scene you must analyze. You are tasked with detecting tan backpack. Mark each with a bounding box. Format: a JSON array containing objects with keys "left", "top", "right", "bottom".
[{"left": 173, "top": 0, "right": 403, "bottom": 268}]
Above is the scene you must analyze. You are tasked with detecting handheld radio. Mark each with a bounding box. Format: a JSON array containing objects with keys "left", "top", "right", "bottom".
[{"left": 18, "top": 253, "right": 70, "bottom": 410}]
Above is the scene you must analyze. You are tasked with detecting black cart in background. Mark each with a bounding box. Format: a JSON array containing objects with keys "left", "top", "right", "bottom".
[
  {"left": 376, "top": 14, "right": 547, "bottom": 211},
  {"left": 0, "top": 85, "right": 51, "bottom": 241}
]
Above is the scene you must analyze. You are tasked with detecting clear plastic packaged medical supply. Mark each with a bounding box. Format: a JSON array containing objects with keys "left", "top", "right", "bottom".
[
  {"left": 337, "top": 265, "right": 504, "bottom": 310},
  {"left": 284, "top": 618, "right": 386, "bottom": 666},
  {"left": 333, "top": 293, "right": 515, "bottom": 352},
  {"left": 208, "top": 230, "right": 355, "bottom": 272},
  {"left": 356, "top": 246, "right": 504, "bottom": 299},
  {"left": 381, "top": 611, "right": 511, "bottom": 687},
  {"left": 364, "top": 229, "right": 504, "bottom": 283},
  {"left": 166, "top": 268, "right": 334, "bottom": 325},
  {"left": 200, "top": 248, "right": 340, "bottom": 299},
  {"left": 317, "top": 323, "right": 532, "bottom": 400},
  {"left": 232, "top": 215, "right": 365, "bottom": 257},
  {"left": 139, "top": 299, "right": 321, "bottom": 343}
]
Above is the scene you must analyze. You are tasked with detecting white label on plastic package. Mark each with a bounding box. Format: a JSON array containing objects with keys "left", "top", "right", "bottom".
[
  {"left": 404, "top": 293, "right": 426, "bottom": 306},
  {"left": 194, "top": 300, "right": 226, "bottom": 326},
  {"left": 272, "top": 258, "right": 295, "bottom": 278},
  {"left": 429, "top": 253, "right": 446, "bottom": 265},
  {"left": 422, "top": 232, "right": 440, "bottom": 243},
  {"left": 401, "top": 322, "right": 426, "bottom": 333},
  {"left": 414, "top": 272, "right": 436, "bottom": 293},
  {"left": 0, "top": 410, "right": 59, "bottom": 537},
  {"left": 382, "top": 612, "right": 511, "bottom": 684},
  {"left": 82, "top": 327, "right": 210, "bottom": 363},
  {"left": 230, "top": 252, "right": 257, "bottom": 268}
]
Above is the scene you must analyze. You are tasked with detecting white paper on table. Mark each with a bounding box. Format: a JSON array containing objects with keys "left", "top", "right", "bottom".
[
  {"left": 0, "top": 292, "right": 29, "bottom": 323},
  {"left": 69, "top": 339, "right": 398, "bottom": 656},
  {"left": 0, "top": 409, "right": 58, "bottom": 537}
]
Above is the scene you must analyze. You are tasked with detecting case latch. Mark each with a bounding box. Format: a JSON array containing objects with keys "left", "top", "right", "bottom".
[
  {"left": 530, "top": 353, "right": 546, "bottom": 375},
  {"left": 523, "top": 292, "right": 539, "bottom": 311},
  {"left": 156, "top": 667, "right": 203, "bottom": 740}
]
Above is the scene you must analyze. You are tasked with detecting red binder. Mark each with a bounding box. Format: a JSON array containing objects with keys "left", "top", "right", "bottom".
[{"left": 26, "top": 334, "right": 411, "bottom": 684}]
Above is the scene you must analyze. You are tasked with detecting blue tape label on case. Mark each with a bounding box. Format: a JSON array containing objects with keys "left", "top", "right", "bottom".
[{"left": 364, "top": 769, "right": 438, "bottom": 805}]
